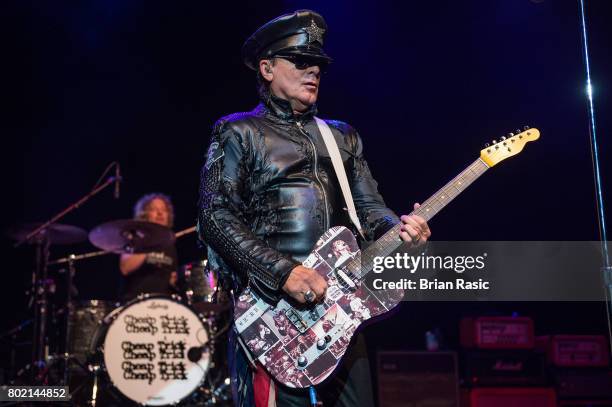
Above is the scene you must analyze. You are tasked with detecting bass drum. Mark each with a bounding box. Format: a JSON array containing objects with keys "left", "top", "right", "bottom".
[{"left": 94, "top": 294, "right": 211, "bottom": 406}]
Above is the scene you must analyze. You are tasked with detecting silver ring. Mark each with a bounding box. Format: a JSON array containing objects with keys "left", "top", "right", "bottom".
[
  {"left": 303, "top": 290, "right": 315, "bottom": 303},
  {"left": 412, "top": 234, "right": 421, "bottom": 243}
]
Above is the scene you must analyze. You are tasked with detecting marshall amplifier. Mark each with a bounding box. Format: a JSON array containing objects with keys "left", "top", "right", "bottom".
[
  {"left": 377, "top": 351, "right": 459, "bottom": 407},
  {"left": 460, "top": 317, "right": 534, "bottom": 349},
  {"left": 463, "top": 350, "right": 547, "bottom": 386},
  {"left": 467, "top": 387, "right": 556, "bottom": 407},
  {"left": 553, "top": 368, "right": 612, "bottom": 399},
  {"left": 537, "top": 335, "right": 610, "bottom": 367}
]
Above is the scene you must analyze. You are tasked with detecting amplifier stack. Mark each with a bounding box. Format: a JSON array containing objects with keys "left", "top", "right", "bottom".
[
  {"left": 376, "top": 316, "right": 611, "bottom": 406},
  {"left": 539, "top": 335, "right": 612, "bottom": 405},
  {"left": 460, "top": 316, "right": 556, "bottom": 406}
]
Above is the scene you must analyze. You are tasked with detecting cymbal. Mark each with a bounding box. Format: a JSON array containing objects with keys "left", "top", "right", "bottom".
[
  {"left": 89, "top": 219, "right": 175, "bottom": 254},
  {"left": 8, "top": 222, "right": 88, "bottom": 245}
]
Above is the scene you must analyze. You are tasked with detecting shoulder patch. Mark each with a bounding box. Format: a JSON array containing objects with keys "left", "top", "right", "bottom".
[{"left": 205, "top": 141, "right": 223, "bottom": 169}]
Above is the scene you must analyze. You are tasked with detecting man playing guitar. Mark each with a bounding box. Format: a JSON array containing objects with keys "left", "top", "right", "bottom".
[{"left": 198, "top": 10, "right": 430, "bottom": 407}]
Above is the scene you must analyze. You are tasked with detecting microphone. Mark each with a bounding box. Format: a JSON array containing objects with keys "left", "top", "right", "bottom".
[
  {"left": 187, "top": 344, "right": 209, "bottom": 362},
  {"left": 114, "top": 163, "right": 121, "bottom": 199}
]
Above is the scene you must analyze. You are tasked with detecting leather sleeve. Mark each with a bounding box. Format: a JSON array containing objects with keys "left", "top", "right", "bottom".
[
  {"left": 197, "top": 120, "right": 300, "bottom": 301},
  {"left": 342, "top": 125, "right": 400, "bottom": 240}
]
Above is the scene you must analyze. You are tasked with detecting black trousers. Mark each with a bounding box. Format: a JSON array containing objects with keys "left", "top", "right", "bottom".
[{"left": 275, "top": 333, "right": 375, "bottom": 407}]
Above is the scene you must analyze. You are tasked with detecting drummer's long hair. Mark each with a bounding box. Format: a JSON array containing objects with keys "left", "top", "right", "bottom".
[{"left": 133, "top": 193, "right": 175, "bottom": 228}]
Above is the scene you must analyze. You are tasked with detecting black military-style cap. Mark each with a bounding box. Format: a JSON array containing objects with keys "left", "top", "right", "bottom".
[{"left": 242, "top": 10, "right": 332, "bottom": 71}]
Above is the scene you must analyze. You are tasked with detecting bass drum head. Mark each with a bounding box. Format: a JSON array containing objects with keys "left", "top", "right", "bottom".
[{"left": 102, "top": 295, "right": 210, "bottom": 406}]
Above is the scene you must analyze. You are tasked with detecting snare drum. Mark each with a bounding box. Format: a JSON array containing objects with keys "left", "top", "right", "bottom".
[
  {"left": 177, "top": 260, "right": 217, "bottom": 303},
  {"left": 94, "top": 294, "right": 211, "bottom": 406}
]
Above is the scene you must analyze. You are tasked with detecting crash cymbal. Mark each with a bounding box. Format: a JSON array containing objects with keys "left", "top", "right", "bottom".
[
  {"left": 89, "top": 219, "right": 175, "bottom": 254},
  {"left": 8, "top": 222, "right": 88, "bottom": 245}
]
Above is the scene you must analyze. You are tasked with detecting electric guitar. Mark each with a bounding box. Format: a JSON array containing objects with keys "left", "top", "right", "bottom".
[{"left": 234, "top": 127, "right": 540, "bottom": 388}]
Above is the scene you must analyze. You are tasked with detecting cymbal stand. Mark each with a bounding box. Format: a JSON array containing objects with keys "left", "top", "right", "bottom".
[
  {"left": 88, "top": 364, "right": 102, "bottom": 407},
  {"left": 15, "top": 164, "right": 120, "bottom": 384},
  {"left": 61, "top": 256, "right": 77, "bottom": 385},
  {"left": 14, "top": 172, "right": 120, "bottom": 249},
  {"left": 49, "top": 250, "right": 111, "bottom": 265},
  {"left": 30, "top": 232, "right": 51, "bottom": 383},
  {"left": 0, "top": 319, "right": 33, "bottom": 381}
]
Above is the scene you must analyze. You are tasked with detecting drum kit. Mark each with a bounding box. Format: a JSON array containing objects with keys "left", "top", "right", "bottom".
[{"left": 7, "top": 219, "right": 232, "bottom": 406}]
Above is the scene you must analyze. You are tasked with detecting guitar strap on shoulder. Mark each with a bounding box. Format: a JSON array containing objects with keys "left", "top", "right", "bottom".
[{"left": 314, "top": 117, "right": 365, "bottom": 239}]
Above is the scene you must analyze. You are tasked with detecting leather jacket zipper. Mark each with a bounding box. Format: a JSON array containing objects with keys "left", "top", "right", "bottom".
[{"left": 296, "top": 120, "right": 330, "bottom": 229}]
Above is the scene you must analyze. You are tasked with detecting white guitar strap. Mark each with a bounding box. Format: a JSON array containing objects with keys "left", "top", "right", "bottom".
[{"left": 314, "top": 117, "right": 365, "bottom": 239}]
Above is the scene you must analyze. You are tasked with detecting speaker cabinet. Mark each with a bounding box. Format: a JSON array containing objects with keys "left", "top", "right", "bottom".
[{"left": 378, "top": 351, "right": 459, "bottom": 407}]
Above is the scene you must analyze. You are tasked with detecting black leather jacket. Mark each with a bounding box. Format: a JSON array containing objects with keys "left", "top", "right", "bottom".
[{"left": 197, "top": 95, "right": 399, "bottom": 303}]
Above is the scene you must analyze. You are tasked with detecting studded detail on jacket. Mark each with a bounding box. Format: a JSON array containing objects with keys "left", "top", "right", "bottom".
[{"left": 197, "top": 95, "right": 399, "bottom": 303}]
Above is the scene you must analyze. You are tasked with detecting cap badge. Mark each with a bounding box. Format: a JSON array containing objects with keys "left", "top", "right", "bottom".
[{"left": 304, "top": 20, "right": 325, "bottom": 44}]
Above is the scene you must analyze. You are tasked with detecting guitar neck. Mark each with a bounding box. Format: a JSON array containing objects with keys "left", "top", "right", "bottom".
[
  {"left": 413, "top": 157, "right": 489, "bottom": 221},
  {"left": 357, "top": 158, "right": 490, "bottom": 275}
]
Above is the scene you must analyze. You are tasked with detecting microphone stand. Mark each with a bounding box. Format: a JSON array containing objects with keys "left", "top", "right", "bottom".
[
  {"left": 578, "top": 0, "right": 612, "bottom": 350},
  {"left": 14, "top": 175, "right": 120, "bottom": 248},
  {"left": 15, "top": 170, "right": 119, "bottom": 384}
]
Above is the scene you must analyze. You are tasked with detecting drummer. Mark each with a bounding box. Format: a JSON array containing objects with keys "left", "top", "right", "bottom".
[{"left": 120, "top": 193, "right": 178, "bottom": 300}]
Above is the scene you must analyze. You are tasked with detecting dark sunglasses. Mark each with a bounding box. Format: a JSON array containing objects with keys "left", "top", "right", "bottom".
[{"left": 275, "top": 55, "right": 329, "bottom": 71}]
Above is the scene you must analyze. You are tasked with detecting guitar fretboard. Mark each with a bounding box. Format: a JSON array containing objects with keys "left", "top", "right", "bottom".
[{"left": 350, "top": 158, "right": 490, "bottom": 278}]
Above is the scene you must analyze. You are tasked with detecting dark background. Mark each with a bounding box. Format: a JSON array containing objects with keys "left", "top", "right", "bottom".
[{"left": 1, "top": 0, "right": 611, "bottom": 384}]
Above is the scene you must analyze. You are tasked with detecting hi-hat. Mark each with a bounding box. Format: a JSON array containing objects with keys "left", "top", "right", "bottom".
[
  {"left": 89, "top": 219, "right": 175, "bottom": 254},
  {"left": 8, "top": 223, "right": 88, "bottom": 245}
]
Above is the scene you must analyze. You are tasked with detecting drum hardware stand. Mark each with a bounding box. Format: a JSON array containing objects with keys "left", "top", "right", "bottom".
[
  {"left": 194, "top": 322, "right": 233, "bottom": 405},
  {"left": 87, "top": 363, "right": 102, "bottom": 407},
  {"left": 48, "top": 250, "right": 112, "bottom": 266},
  {"left": 48, "top": 251, "right": 113, "bottom": 388},
  {"left": 31, "top": 233, "right": 51, "bottom": 384},
  {"left": 0, "top": 319, "right": 33, "bottom": 383},
  {"left": 12, "top": 162, "right": 121, "bottom": 385},
  {"left": 202, "top": 374, "right": 231, "bottom": 406},
  {"left": 0, "top": 319, "right": 34, "bottom": 340},
  {"left": 62, "top": 255, "right": 77, "bottom": 386},
  {"left": 20, "top": 245, "right": 89, "bottom": 385}
]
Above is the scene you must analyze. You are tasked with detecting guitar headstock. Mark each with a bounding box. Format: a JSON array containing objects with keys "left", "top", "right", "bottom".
[{"left": 480, "top": 126, "right": 540, "bottom": 167}]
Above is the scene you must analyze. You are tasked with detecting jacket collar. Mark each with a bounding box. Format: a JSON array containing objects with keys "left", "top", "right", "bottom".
[{"left": 260, "top": 92, "right": 317, "bottom": 123}]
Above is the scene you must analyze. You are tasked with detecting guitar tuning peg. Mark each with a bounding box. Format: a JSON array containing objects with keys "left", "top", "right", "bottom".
[
  {"left": 500, "top": 136, "right": 507, "bottom": 141},
  {"left": 515, "top": 129, "right": 521, "bottom": 134},
  {"left": 507, "top": 132, "right": 514, "bottom": 137},
  {"left": 492, "top": 140, "right": 498, "bottom": 144},
  {"left": 523, "top": 125, "right": 530, "bottom": 130},
  {"left": 484, "top": 143, "right": 490, "bottom": 148}
]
